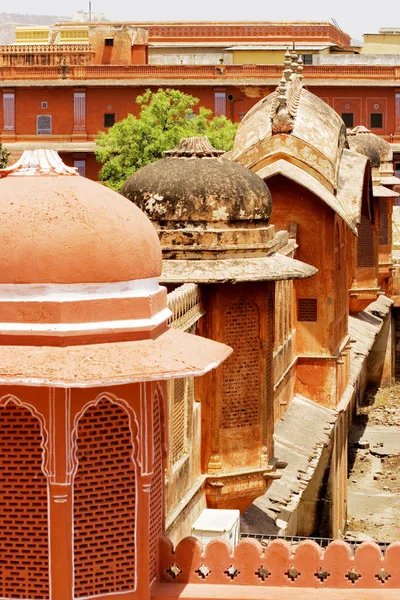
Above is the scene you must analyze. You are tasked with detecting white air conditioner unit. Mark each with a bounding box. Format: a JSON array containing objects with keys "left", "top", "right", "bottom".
[{"left": 191, "top": 508, "right": 240, "bottom": 550}]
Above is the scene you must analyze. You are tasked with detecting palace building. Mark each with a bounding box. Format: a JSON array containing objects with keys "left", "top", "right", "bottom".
[
  {"left": 2, "top": 20, "right": 400, "bottom": 178},
  {"left": 1, "top": 42, "right": 400, "bottom": 600}
]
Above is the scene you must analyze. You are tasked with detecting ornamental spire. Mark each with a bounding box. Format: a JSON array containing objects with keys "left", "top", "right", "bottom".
[
  {"left": 164, "top": 136, "right": 224, "bottom": 158},
  {"left": 0, "top": 149, "right": 78, "bottom": 177},
  {"left": 270, "top": 44, "right": 305, "bottom": 135}
]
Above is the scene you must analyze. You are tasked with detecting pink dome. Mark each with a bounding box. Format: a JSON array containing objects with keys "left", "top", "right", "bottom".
[{"left": 0, "top": 152, "right": 162, "bottom": 284}]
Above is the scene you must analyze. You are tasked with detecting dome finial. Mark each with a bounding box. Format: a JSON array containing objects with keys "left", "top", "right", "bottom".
[
  {"left": 0, "top": 149, "right": 78, "bottom": 177},
  {"left": 164, "top": 136, "right": 224, "bottom": 158},
  {"left": 270, "top": 49, "right": 304, "bottom": 135}
]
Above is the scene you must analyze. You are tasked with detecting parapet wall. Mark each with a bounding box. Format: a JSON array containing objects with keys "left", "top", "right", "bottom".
[{"left": 159, "top": 536, "right": 400, "bottom": 589}]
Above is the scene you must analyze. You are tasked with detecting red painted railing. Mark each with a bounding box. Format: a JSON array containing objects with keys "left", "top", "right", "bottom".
[
  {"left": 159, "top": 537, "right": 400, "bottom": 588},
  {"left": 0, "top": 63, "right": 398, "bottom": 81}
]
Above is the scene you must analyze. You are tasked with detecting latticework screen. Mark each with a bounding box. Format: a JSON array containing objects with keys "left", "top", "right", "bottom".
[
  {"left": 298, "top": 298, "right": 318, "bottom": 322},
  {"left": 334, "top": 222, "right": 347, "bottom": 340},
  {"left": 266, "top": 291, "right": 274, "bottom": 434},
  {"left": 149, "top": 391, "right": 164, "bottom": 583},
  {"left": 172, "top": 379, "right": 186, "bottom": 464},
  {"left": 73, "top": 398, "right": 136, "bottom": 597},
  {"left": 222, "top": 297, "right": 260, "bottom": 429},
  {"left": 357, "top": 214, "right": 374, "bottom": 267},
  {"left": 379, "top": 198, "right": 389, "bottom": 245},
  {"left": 0, "top": 402, "right": 49, "bottom": 599}
]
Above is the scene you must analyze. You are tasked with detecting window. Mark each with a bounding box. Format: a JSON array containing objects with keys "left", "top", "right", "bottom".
[
  {"left": 74, "top": 160, "right": 86, "bottom": 177},
  {"left": 301, "top": 53, "right": 313, "bottom": 65},
  {"left": 41, "top": 101, "right": 48, "bottom": 109},
  {"left": 370, "top": 112, "right": 383, "bottom": 129},
  {"left": 104, "top": 38, "right": 114, "bottom": 46},
  {"left": 3, "top": 92, "right": 15, "bottom": 131},
  {"left": 104, "top": 113, "right": 116, "bottom": 128},
  {"left": 36, "top": 115, "right": 52, "bottom": 135},
  {"left": 341, "top": 112, "right": 354, "bottom": 128},
  {"left": 357, "top": 214, "right": 374, "bottom": 267},
  {"left": 214, "top": 92, "right": 226, "bottom": 117},
  {"left": 74, "top": 92, "right": 86, "bottom": 130},
  {"left": 297, "top": 299, "right": 317, "bottom": 322}
]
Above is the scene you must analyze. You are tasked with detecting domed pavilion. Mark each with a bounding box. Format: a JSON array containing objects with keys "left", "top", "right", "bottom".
[
  {"left": 121, "top": 136, "right": 316, "bottom": 523},
  {"left": 0, "top": 149, "right": 230, "bottom": 600}
]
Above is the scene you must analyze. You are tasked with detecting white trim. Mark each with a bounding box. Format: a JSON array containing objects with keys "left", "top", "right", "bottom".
[
  {"left": 0, "top": 277, "right": 160, "bottom": 302},
  {"left": 0, "top": 307, "right": 172, "bottom": 336}
]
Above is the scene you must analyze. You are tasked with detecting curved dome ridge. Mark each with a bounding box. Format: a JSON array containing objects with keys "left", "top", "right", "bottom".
[{"left": 232, "top": 58, "right": 348, "bottom": 190}]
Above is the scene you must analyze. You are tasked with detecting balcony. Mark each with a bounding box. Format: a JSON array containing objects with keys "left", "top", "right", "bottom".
[
  {"left": 0, "top": 63, "right": 399, "bottom": 82},
  {"left": 0, "top": 44, "right": 95, "bottom": 67}
]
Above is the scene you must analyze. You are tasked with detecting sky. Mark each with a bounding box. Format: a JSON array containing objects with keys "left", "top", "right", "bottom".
[{"left": 6, "top": 0, "right": 394, "bottom": 41}]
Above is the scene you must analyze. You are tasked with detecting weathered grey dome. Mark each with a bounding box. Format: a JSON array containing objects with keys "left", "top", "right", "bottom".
[
  {"left": 348, "top": 126, "right": 391, "bottom": 168},
  {"left": 120, "top": 137, "right": 272, "bottom": 223}
]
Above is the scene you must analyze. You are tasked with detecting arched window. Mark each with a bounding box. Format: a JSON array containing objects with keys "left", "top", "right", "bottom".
[
  {"left": 73, "top": 398, "right": 136, "bottom": 597},
  {"left": 0, "top": 400, "right": 49, "bottom": 599}
]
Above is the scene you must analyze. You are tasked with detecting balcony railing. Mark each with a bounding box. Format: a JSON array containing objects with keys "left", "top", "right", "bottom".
[
  {"left": 145, "top": 22, "right": 351, "bottom": 49},
  {"left": 0, "top": 63, "right": 398, "bottom": 81},
  {"left": 167, "top": 283, "right": 203, "bottom": 332},
  {"left": 0, "top": 44, "right": 95, "bottom": 67}
]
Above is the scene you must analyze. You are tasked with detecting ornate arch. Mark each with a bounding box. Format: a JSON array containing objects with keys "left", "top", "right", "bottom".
[
  {"left": 70, "top": 391, "right": 140, "bottom": 478},
  {"left": 0, "top": 393, "right": 50, "bottom": 477}
]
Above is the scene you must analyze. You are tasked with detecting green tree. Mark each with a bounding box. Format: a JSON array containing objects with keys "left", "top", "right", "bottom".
[
  {"left": 0, "top": 144, "right": 10, "bottom": 169},
  {"left": 95, "top": 88, "right": 238, "bottom": 190}
]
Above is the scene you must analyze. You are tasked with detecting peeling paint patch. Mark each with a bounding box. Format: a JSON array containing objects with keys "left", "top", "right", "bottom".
[
  {"left": 212, "top": 206, "right": 230, "bottom": 221},
  {"left": 144, "top": 193, "right": 166, "bottom": 215}
]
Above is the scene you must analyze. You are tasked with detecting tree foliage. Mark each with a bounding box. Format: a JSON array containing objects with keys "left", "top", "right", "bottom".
[
  {"left": 0, "top": 144, "right": 10, "bottom": 169},
  {"left": 95, "top": 88, "right": 238, "bottom": 190}
]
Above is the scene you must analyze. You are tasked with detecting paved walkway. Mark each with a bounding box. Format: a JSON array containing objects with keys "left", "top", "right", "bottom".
[{"left": 346, "top": 386, "right": 400, "bottom": 543}]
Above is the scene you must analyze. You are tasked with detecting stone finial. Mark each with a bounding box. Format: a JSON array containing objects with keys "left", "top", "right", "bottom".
[
  {"left": 270, "top": 49, "right": 304, "bottom": 135},
  {"left": 283, "top": 48, "right": 292, "bottom": 82},
  {"left": 290, "top": 46, "right": 299, "bottom": 75},
  {"left": 164, "top": 136, "right": 225, "bottom": 157},
  {"left": 347, "top": 125, "right": 371, "bottom": 136},
  {"left": 0, "top": 149, "right": 78, "bottom": 177},
  {"left": 297, "top": 55, "right": 304, "bottom": 81}
]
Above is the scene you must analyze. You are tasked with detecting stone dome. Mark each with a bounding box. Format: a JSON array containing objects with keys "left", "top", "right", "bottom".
[
  {"left": 120, "top": 137, "right": 272, "bottom": 223},
  {"left": 0, "top": 150, "right": 162, "bottom": 284},
  {"left": 347, "top": 126, "right": 392, "bottom": 168}
]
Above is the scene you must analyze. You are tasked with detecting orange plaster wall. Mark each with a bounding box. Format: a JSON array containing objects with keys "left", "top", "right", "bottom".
[
  {"left": 267, "top": 175, "right": 337, "bottom": 356},
  {"left": 59, "top": 153, "right": 102, "bottom": 181},
  {"left": 14, "top": 88, "right": 74, "bottom": 136}
]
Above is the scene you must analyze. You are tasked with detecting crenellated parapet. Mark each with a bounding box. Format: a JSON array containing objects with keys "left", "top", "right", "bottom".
[{"left": 159, "top": 536, "right": 400, "bottom": 589}]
